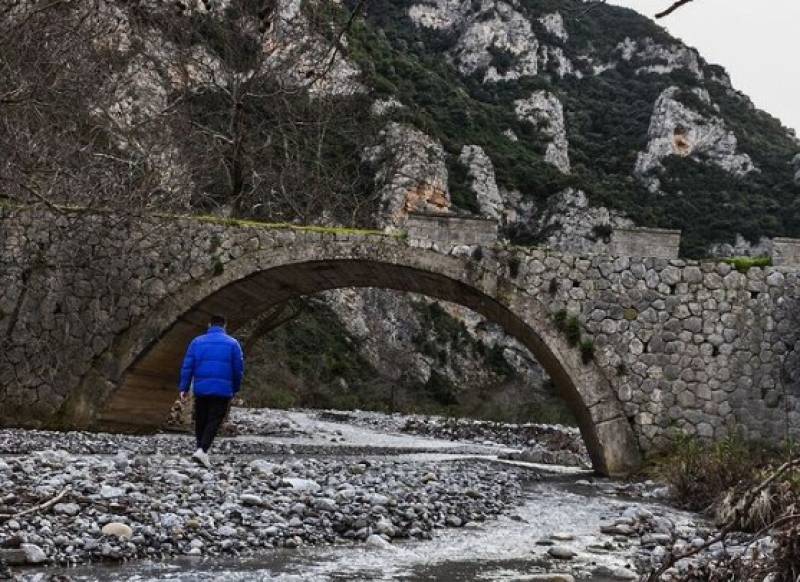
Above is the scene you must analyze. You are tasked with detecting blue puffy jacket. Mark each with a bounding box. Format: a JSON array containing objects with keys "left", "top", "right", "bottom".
[{"left": 179, "top": 326, "right": 245, "bottom": 398}]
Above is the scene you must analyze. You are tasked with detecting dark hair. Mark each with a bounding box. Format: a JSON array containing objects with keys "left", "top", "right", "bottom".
[{"left": 209, "top": 315, "right": 227, "bottom": 327}]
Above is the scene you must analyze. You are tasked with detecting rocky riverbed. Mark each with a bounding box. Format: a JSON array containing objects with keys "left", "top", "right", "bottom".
[{"left": 0, "top": 409, "right": 771, "bottom": 581}]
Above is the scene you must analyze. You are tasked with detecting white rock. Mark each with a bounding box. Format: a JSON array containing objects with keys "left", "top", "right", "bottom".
[
  {"left": 514, "top": 91, "right": 570, "bottom": 174},
  {"left": 101, "top": 522, "right": 133, "bottom": 540},
  {"left": 282, "top": 478, "right": 321, "bottom": 492},
  {"left": 249, "top": 459, "right": 279, "bottom": 476},
  {"left": 366, "top": 534, "right": 393, "bottom": 550},
  {"left": 375, "top": 517, "right": 396, "bottom": 537},
  {"left": 160, "top": 513, "right": 181, "bottom": 529},
  {"left": 533, "top": 188, "right": 632, "bottom": 254},
  {"left": 99, "top": 485, "right": 124, "bottom": 499},
  {"left": 539, "top": 12, "right": 568, "bottom": 42},
  {"left": 53, "top": 502, "right": 81, "bottom": 516},
  {"left": 365, "top": 123, "right": 451, "bottom": 226},
  {"left": 635, "top": 86, "right": 756, "bottom": 191},
  {"left": 368, "top": 493, "right": 391, "bottom": 506},
  {"left": 550, "top": 532, "right": 575, "bottom": 541},
  {"left": 459, "top": 145, "right": 504, "bottom": 220}
]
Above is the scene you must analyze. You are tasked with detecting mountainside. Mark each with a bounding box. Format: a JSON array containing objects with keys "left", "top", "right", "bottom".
[
  {"left": 347, "top": 0, "right": 800, "bottom": 257},
  {"left": 3, "top": 0, "right": 799, "bottom": 421}
]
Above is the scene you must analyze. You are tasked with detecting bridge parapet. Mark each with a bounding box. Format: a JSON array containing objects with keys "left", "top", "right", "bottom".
[
  {"left": 609, "top": 227, "right": 681, "bottom": 259},
  {"left": 771, "top": 238, "right": 800, "bottom": 266},
  {"left": 404, "top": 212, "right": 498, "bottom": 246}
]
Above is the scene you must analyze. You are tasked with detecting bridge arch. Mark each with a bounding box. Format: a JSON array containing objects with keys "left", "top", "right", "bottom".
[{"left": 78, "top": 237, "right": 639, "bottom": 476}]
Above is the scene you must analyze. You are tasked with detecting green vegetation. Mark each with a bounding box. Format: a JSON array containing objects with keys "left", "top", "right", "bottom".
[
  {"left": 646, "top": 431, "right": 795, "bottom": 513},
  {"left": 553, "top": 310, "right": 594, "bottom": 364},
  {"left": 722, "top": 256, "right": 772, "bottom": 273},
  {"left": 564, "top": 315, "right": 581, "bottom": 347},
  {"left": 192, "top": 214, "right": 390, "bottom": 237},
  {"left": 579, "top": 339, "right": 595, "bottom": 364}
]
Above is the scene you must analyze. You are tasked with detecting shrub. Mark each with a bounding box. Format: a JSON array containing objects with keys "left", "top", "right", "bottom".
[
  {"left": 553, "top": 309, "right": 567, "bottom": 331},
  {"left": 565, "top": 315, "right": 581, "bottom": 346},
  {"left": 722, "top": 256, "right": 772, "bottom": 273},
  {"left": 648, "top": 431, "right": 782, "bottom": 513},
  {"left": 579, "top": 339, "right": 594, "bottom": 364}
]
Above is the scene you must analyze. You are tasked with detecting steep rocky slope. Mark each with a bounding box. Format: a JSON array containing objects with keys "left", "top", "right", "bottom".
[{"left": 346, "top": 0, "right": 799, "bottom": 257}]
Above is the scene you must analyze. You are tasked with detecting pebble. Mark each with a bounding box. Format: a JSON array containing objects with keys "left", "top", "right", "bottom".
[
  {"left": 53, "top": 503, "right": 81, "bottom": 516},
  {"left": 547, "top": 546, "right": 577, "bottom": 560},
  {"left": 366, "top": 534, "right": 392, "bottom": 549},
  {"left": 592, "top": 565, "right": 638, "bottom": 580},
  {"left": 99, "top": 485, "right": 124, "bottom": 499},
  {"left": 550, "top": 532, "right": 575, "bottom": 541},
  {"left": 240, "top": 493, "right": 263, "bottom": 506},
  {"left": 0, "top": 544, "right": 47, "bottom": 565},
  {"left": 101, "top": 523, "right": 133, "bottom": 540},
  {"left": 601, "top": 524, "right": 635, "bottom": 536}
]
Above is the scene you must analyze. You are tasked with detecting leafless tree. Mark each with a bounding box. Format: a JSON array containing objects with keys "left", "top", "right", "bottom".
[{"left": 0, "top": 0, "right": 384, "bottom": 227}]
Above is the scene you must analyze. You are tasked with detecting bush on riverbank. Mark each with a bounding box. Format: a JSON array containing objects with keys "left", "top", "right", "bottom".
[
  {"left": 646, "top": 435, "right": 800, "bottom": 581},
  {"left": 648, "top": 432, "right": 771, "bottom": 512}
]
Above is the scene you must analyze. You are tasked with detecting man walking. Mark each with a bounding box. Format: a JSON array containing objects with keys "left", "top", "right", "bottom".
[{"left": 179, "top": 315, "right": 244, "bottom": 468}]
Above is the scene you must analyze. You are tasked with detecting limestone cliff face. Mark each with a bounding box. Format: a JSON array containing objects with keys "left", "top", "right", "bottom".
[
  {"left": 410, "top": 0, "right": 540, "bottom": 83},
  {"left": 367, "top": 123, "right": 451, "bottom": 226},
  {"left": 320, "top": 288, "right": 554, "bottom": 407},
  {"left": 514, "top": 91, "right": 570, "bottom": 174},
  {"left": 534, "top": 189, "right": 633, "bottom": 255},
  {"left": 458, "top": 145, "right": 503, "bottom": 219},
  {"left": 634, "top": 87, "right": 756, "bottom": 192}
]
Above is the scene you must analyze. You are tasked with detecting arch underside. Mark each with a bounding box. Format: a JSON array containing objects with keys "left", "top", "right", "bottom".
[{"left": 95, "top": 258, "right": 640, "bottom": 476}]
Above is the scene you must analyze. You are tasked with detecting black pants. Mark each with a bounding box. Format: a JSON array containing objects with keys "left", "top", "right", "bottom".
[{"left": 194, "top": 396, "right": 230, "bottom": 452}]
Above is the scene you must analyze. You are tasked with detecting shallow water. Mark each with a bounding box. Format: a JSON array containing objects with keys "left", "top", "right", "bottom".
[{"left": 29, "top": 477, "right": 700, "bottom": 582}]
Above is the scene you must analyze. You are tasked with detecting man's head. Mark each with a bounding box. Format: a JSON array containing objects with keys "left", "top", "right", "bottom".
[{"left": 209, "top": 315, "right": 227, "bottom": 329}]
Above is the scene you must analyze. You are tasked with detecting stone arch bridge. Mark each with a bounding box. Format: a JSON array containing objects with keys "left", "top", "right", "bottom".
[{"left": 2, "top": 207, "right": 800, "bottom": 476}]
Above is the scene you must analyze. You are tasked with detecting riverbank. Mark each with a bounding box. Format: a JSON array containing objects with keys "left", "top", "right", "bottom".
[{"left": 0, "top": 408, "right": 772, "bottom": 581}]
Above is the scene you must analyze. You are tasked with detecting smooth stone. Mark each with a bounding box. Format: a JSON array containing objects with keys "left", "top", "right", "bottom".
[
  {"left": 249, "top": 460, "right": 278, "bottom": 475},
  {"left": 551, "top": 532, "right": 575, "bottom": 541},
  {"left": 240, "top": 494, "right": 263, "bottom": 506},
  {"left": 548, "top": 546, "right": 577, "bottom": 560},
  {"left": 366, "top": 534, "right": 392, "bottom": 549},
  {"left": 314, "top": 498, "right": 337, "bottom": 512},
  {"left": 601, "top": 524, "right": 635, "bottom": 536},
  {"left": 99, "top": 486, "right": 124, "bottom": 499},
  {"left": 592, "top": 565, "right": 638, "bottom": 580},
  {"left": 101, "top": 523, "right": 133, "bottom": 540},
  {"left": 283, "top": 478, "right": 320, "bottom": 492},
  {"left": 53, "top": 502, "right": 81, "bottom": 516},
  {"left": 0, "top": 544, "right": 47, "bottom": 565}
]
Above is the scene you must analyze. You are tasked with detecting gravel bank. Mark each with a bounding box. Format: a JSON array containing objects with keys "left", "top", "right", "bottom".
[{"left": 0, "top": 433, "right": 529, "bottom": 570}]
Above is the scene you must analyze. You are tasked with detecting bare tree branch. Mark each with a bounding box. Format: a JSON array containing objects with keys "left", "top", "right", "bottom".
[{"left": 656, "top": 0, "right": 696, "bottom": 18}]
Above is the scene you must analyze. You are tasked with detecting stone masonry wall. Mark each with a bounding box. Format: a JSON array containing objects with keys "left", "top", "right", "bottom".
[
  {"left": 609, "top": 227, "right": 681, "bottom": 260},
  {"left": 405, "top": 212, "right": 498, "bottom": 246},
  {"left": 1, "top": 207, "right": 799, "bottom": 458}
]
